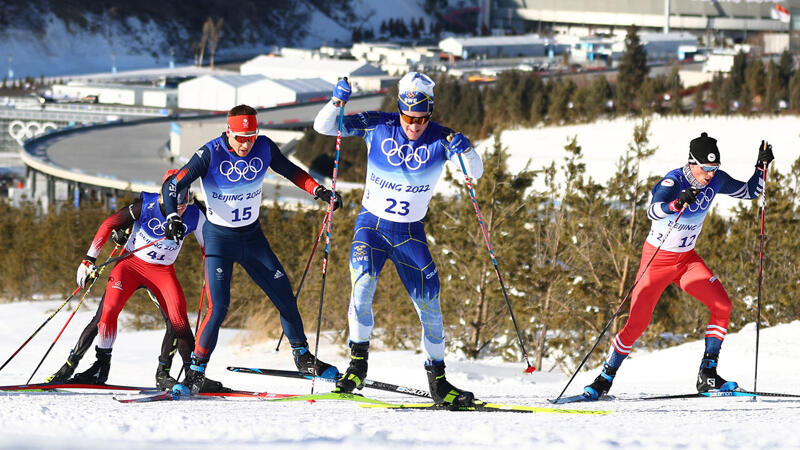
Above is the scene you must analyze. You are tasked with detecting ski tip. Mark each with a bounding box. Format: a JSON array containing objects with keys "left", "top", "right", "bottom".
[
  {"left": 524, "top": 366, "right": 536, "bottom": 374},
  {"left": 305, "top": 399, "right": 316, "bottom": 404}
]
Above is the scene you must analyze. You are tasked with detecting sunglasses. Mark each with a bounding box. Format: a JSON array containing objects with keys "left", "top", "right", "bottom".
[
  {"left": 696, "top": 164, "right": 720, "bottom": 172},
  {"left": 398, "top": 110, "right": 431, "bottom": 125},
  {"left": 232, "top": 134, "right": 257, "bottom": 144}
]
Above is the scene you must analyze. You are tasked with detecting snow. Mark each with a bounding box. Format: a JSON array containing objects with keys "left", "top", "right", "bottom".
[
  {"left": 472, "top": 115, "right": 800, "bottom": 217},
  {"left": 2, "top": 300, "right": 800, "bottom": 449}
]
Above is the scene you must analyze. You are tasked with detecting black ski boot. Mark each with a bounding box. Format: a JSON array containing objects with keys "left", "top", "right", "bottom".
[
  {"left": 171, "top": 355, "right": 208, "bottom": 396},
  {"left": 697, "top": 352, "right": 737, "bottom": 392},
  {"left": 47, "top": 350, "right": 81, "bottom": 383},
  {"left": 199, "top": 376, "right": 231, "bottom": 393},
  {"left": 334, "top": 342, "right": 369, "bottom": 393},
  {"left": 583, "top": 363, "right": 617, "bottom": 400},
  {"left": 425, "top": 361, "right": 474, "bottom": 407},
  {"left": 70, "top": 347, "right": 112, "bottom": 385},
  {"left": 292, "top": 341, "right": 339, "bottom": 380},
  {"left": 155, "top": 359, "right": 178, "bottom": 390}
]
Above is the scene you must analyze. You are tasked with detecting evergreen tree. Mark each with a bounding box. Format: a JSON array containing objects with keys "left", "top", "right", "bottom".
[
  {"left": 615, "top": 25, "right": 648, "bottom": 114},
  {"left": 790, "top": 69, "right": 800, "bottom": 111},
  {"left": 730, "top": 50, "right": 748, "bottom": 99},
  {"left": 764, "top": 60, "right": 780, "bottom": 114},
  {"left": 745, "top": 58, "right": 765, "bottom": 110},
  {"left": 667, "top": 64, "right": 683, "bottom": 115}
]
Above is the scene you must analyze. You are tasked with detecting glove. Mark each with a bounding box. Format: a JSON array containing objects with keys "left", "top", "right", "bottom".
[
  {"left": 756, "top": 140, "right": 773, "bottom": 168},
  {"left": 164, "top": 214, "right": 185, "bottom": 241},
  {"left": 332, "top": 77, "right": 351, "bottom": 106},
  {"left": 76, "top": 256, "right": 97, "bottom": 288},
  {"left": 111, "top": 228, "right": 130, "bottom": 247},
  {"left": 675, "top": 188, "right": 699, "bottom": 210},
  {"left": 314, "top": 185, "right": 343, "bottom": 211},
  {"left": 446, "top": 133, "right": 472, "bottom": 154}
]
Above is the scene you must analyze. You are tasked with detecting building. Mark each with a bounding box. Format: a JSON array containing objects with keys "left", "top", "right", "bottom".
[
  {"left": 350, "top": 42, "right": 438, "bottom": 75},
  {"left": 51, "top": 82, "right": 177, "bottom": 108},
  {"left": 239, "top": 55, "right": 389, "bottom": 92},
  {"left": 177, "top": 74, "right": 333, "bottom": 111},
  {"left": 439, "top": 34, "right": 550, "bottom": 59}
]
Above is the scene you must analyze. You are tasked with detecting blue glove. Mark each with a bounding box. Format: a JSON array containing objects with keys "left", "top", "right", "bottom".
[
  {"left": 332, "top": 78, "right": 351, "bottom": 105},
  {"left": 447, "top": 133, "right": 471, "bottom": 154}
]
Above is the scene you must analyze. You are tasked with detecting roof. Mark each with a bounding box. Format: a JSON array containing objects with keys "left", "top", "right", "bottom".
[
  {"left": 204, "top": 74, "right": 267, "bottom": 87},
  {"left": 241, "top": 55, "right": 386, "bottom": 76},
  {"left": 439, "top": 34, "right": 549, "bottom": 47},
  {"left": 268, "top": 78, "right": 333, "bottom": 93}
]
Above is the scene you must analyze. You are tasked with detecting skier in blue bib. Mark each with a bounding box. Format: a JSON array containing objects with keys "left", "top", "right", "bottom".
[
  {"left": 162, "top": 105, "right": 342, "bottom": 395},
  {"left": 313, "top": 73, "right": 483, "bottom": 406}
]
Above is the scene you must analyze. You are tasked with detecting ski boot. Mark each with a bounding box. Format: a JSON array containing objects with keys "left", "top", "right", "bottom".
[
  {"left": 583, "top": 363, "right": 617, "bottom": 400},
  {"left": 199, "top": 376, "right": 231, "bottom": 393},
  {"left": 70, "top": 347, "right": 112, "bottom": 385},
  {"left": 697, "top": 352, "right": 738, "bottom": 392},
  {"left": 334, "top": 341, "right": 369, "bottom": 393},
  {"left": 171, "top": 354, "right": 208, "bottom": 396},
  {"left": 292, "top": 341, "right": 339, "bottom": 380},
  {"left": 155, "top": 359, "right": 178, "bottom": 390},
  {"left": 425, "top": 361, "right": 474, "bottom": 407},
  {"left": 46, "top": 350, "right": 81, "bottom": 383}
]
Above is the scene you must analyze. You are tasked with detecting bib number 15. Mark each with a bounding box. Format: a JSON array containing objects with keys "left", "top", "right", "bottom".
[{"left": 385, "top": 198, "right": 409, "bottom": 216}]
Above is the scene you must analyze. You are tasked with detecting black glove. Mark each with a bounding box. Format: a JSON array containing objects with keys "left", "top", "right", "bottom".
[
  {"left": 314, "top": 186, "right": 343, "bottom": 211},
  {"left": 756, "top": 140, "right": 773, "bottom": 168},
  {"left": 164, "top": 214, "right": 185, "bottom": 241},
  {"left": 111, "top": 228, "right": 130, "bottom": 247},
  {"left": 675, "top": 188, "right": 699, "bottom": 209}
]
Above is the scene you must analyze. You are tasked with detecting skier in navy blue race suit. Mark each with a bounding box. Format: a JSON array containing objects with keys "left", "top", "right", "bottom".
[
  {"left": 313, "top": 73, "right": 483, "bottom": 406},
  {"left": 163, "top": 105, "right": 342, "bottom": 395},
  {"left": 583, "top": 133, "right": 774, "bottom": 400}
]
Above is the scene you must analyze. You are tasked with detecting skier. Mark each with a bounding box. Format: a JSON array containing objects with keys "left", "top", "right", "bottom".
[
  {"left": 52, "top": 170, "right": 226, "bottom": 391},
  {"left": 584, "top": 133, "right": 774, "bottom": 399},
  {"left": 46, "top": 229, "right": 192, "bottom": 390},
  {"left": 163, "top": 104, "right": 341, "bottom": 395},
  {"left": 312, "top": 73, "right": 483, "bottom": 406}
]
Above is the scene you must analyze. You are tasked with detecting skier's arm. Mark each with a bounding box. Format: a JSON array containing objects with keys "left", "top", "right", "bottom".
[
  {"left": 162, "top": 147, "right": 210, "bottom": 218},
  {"left": 442, "top": 129, "right": 483, "bottom": 180},
  {"left": 717, "top": 168, "right": 765, "bottom": 200},
  {"left": 313, "top": 100, "right": 379, "bottom": 138},
  {"left": 86, "top": 199, "right": 141, "bottom": 261},
  {"left": 268, "top": 142, "right": 319, "bottom": 195},
  {"left": 647, "top": 177, "right": 682, "bottom": 220}
]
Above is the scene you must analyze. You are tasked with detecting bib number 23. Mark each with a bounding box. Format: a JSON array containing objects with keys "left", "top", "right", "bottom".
[{"left": 385, "top": 198, "right": 409, "bottom": 216}]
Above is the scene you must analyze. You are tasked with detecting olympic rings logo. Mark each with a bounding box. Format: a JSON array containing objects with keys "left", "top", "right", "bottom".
[
  {"left": 380, "top": 138, "right": 430, "bottom": 170},
  {"left": 147, "top": 218, "right": 187, "bottom": 236},
  {"left": 688, "top": 187, "right": 715, "bottom": 212},
  {"left": 219, "top": 157, "right": 263, "bottom": 182}
]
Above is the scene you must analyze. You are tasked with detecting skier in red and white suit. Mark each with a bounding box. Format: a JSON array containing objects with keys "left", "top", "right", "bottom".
[
  {"left": 64, "top": 170, "right": 224, "bottom": 391},
  {"left": 584, "top": 133, "right": 774, "bottom": 399}
]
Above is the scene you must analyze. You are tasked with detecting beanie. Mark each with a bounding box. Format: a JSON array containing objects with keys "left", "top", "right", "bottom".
[{"left": 689, "top": 132, "right": 720, "bottom": 165}]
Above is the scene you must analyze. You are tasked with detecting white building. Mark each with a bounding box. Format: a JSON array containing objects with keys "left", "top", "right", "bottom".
[
  {"left": 177, "top": 74, "right": 333, "bottom": 111},
  {"left": 51, "top": 82, "right": 177, "bottom": 108},
  {"left": 438, "top": 34, "right": 550, "bottom": 59},
  {"left": 350, "top": 42, "right": 437, "bottom": 75},
  {"left": 239, "top": 55, "right": 388, "bottom": 92}
]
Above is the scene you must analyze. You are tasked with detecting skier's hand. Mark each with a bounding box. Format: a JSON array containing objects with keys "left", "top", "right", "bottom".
[
  {"left": 111, "top": 228, "right": 130, "bottom": 247},
  {"left": 314, "top": 185, "right": 343, "bottom": 211},
  {"left": 76, "top": 256, "right": 97, "bottom": 288},
  {"left": 756, "top": 140, "right": 773, "bottom": 168},
  {"left": 675, "top": 188, "right": 700, "bottom": 210},
  {"left": 446, "top": 133, "right": 472, "bottom": 155},
  {"left": 332, "top": 77, "right": 350, "bottom": 106},
  {"left": 164, "top": 214, "right": 185, "bottom": 241}
]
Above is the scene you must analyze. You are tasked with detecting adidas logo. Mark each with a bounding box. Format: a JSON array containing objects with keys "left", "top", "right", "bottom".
[{"left": 274, "top": 270, "right": 284, "bottom": 279}]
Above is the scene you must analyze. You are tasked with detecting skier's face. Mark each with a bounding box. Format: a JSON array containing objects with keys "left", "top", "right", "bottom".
[
  {"left": 689, "top": 163, "right": 719, "bottom": 185},
  {"left": 227, "top": 131, "right": 256, "bottom": 157},
  {"left": 399, "top": 110, "right": 430, "bottom": 141}
]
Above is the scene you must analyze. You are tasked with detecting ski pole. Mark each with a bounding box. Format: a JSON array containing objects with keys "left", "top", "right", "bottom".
[
  {"left": 552, "top": 204, "right": 690, "bottom": 403},
  {"left": 94, "top": 237, "right": 167, "bottom": 270},
  {"left": 311, "top": 98, "right": 344, "bottom": 394},
  {"left": 754, "top": 151, "right": 769, "bottom": 392},
  {"left": 451, "top": 135, "right": 535, "bottom": 374},
  {"left": 0, "top": 244, "right": 123, "bottom": 374},
  {"left": 25, "top": 244, "right": 123, "bottom": 383},
  {"left": 274, "top": 210, "right": 330, "bottom": 351}
]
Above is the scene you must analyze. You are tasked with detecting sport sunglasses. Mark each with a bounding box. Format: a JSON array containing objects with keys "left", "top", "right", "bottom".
[
  {"left": 398, "top": 110, "right": 431, "bottom": 125},
  {"left": 233, "top": 134, "right": 257, "bottom": 144}
]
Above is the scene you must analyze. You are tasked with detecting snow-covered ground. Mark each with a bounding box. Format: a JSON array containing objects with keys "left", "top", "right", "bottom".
[
  {"left": 469, "top": 115, "right": 800, "bottom": 217},
  {"left": 1, "top": 300, "right": 799, "bottom": 449}
]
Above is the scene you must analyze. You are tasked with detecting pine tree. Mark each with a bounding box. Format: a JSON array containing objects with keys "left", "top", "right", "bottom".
[
  {"left": 615, "top": 25, "right": 648, "bottom": 114},
  {"left": 745, "top": 58, "right": 765, "bottom": 111},
  {"left": 764, "top": 60, "right": 780, "bottom": 114}
]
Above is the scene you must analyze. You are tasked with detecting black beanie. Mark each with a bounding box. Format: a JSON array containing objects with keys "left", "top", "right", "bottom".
[{"left": 689, "top": 132, "right": 720, "bottom": 164}]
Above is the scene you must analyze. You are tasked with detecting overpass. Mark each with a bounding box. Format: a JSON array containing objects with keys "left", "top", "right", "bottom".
[{"left": 19, "top": 95, "right": 383, "bottom": 210}]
